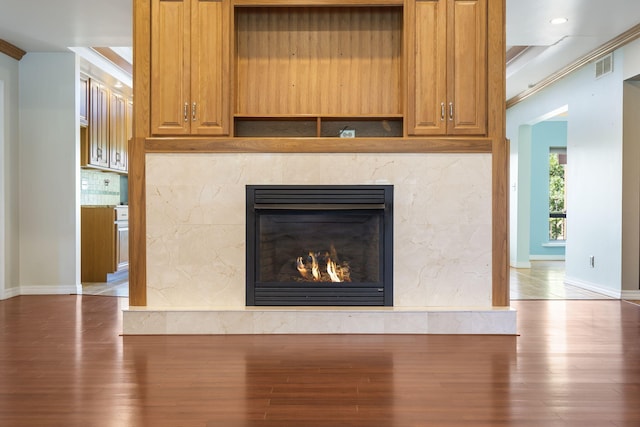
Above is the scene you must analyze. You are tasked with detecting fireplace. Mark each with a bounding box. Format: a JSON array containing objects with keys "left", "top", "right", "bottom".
[{"left": 246, "top": 185, "right": 393, "bottom": 306}]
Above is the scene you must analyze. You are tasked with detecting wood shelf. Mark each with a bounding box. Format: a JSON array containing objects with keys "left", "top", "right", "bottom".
[
  {"left": 234, "top": 115, "right": 404, "bottom": 138},
  {"left": 233, "top": 0, "right": 403, "bottom": 7},
  {"left": 145, "top": 136, "right": 492, "bottom": 153}
]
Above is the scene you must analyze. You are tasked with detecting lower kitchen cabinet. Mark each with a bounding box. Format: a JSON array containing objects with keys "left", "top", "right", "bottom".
[{"left": 81, "top": 206, "right": 129, "bottom": 282}]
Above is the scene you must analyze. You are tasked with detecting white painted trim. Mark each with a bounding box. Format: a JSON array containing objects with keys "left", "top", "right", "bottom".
[
  {"left": 68, "top": 47, "right": 132, "bottom": 88},
  {"left": 18, "top": 285, "right": 78, "bottom": 296},
  {"left": 564, "top": 276, "right": 621, "bottom": 299},
  {"left": 0, "top": 80, "right": 4, "bottom": 299},
  {"left": 1, "top": 287, "right": 20, "bottom": 301},
  {"left": 541, "top": 242, "right": 566, "bottom": 248},
  {"left": 529, "top": 255, "right": 566, "bottom": 261},
  {"left": 510, "top": 261, "right": 532, "bottom": 268},
  {"left": 622, "top": 290, "right": 640, "bottom": 300}
]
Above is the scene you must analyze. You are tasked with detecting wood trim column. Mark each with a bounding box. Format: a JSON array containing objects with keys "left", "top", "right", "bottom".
[
  {"left": 130, "top": 0, "right": 151, "bottom": 306},
  {"left": 487, "top": 0, "right": 509, "bottom": 306}
]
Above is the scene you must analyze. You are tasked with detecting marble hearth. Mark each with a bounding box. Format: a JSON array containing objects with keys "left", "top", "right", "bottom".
[{"left": 123, "top": 153, "right": 516, "bottom": 334}]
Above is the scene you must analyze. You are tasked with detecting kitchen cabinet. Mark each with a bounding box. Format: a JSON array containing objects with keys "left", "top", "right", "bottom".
[
  {"left": 81, "top": 76, "right": 132, "bottom": 173},
  {"left": 115, "top": 206, "right": 129, "bottom": 272},
  {"left": 109, "top": 91, "right": 128, "bottom": 172},
  {"left": 150, "top": 0, "right": 230, "bottom": 136},
  {"left": 407, "top": 0, "right": 487, "bottom": 136},
  {"left": 79, "top": 74, "right": 89, "bottom": 127},
  {"left": 81, "top": 206, "right": 129, "bottom": 282},
  {"left": 88, "top": 79, "right": 110, "bottom": 168}
]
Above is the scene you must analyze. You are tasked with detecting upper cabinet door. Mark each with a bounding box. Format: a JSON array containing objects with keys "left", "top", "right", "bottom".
[
  {"left": 110, "top": 92, "right": 128, "bottom": 172},
  {"left": 151, "top": 0, "right": 191, "bottom": 135},
  {"left": 447, "top": 0, "right": 487, "bottom": 135},
  {"left": 89, "top": 80, "right": 110, "bottom": 168},
  {"left": 190, "top": 0, "right": 229, "bottom": 135},
  {"left": 407, "top": 0, "right": 486, "bottom": 136},
  {"left": 406, "top": 0, "right": 447, "bottom": 135},
  {"left": 150, "top": 0, "right": 229, "bottom": 136},
  {"left": 80, "top": 74, "right": 89, "bottom": 127}
]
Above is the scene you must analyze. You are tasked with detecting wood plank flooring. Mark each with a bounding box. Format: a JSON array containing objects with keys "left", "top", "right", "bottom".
[
  {"left": 510, "top": 261, "right": 612, "bottom": 300},
  {"left": 1, "top": 295, "right": 639, "bottom": 426}
]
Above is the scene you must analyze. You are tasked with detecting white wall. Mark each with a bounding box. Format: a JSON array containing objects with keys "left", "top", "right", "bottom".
[
  {"left": 621, "top": 39, "right": 640, "bottom": 297},
  {"left": 509, "top": 125, "right": 531, "bottom": 268},
  {"left": 622, "top": 81, "right": 640, "bottom": 294},
  {"left": 507, "top": 45, "right": 640, "bottom": 297},
  {"left": 0, "top": 54, "right": 20, "bottom": 300},
  {"left": 18, "top": 53, "right": 80, "bottom": 294}
]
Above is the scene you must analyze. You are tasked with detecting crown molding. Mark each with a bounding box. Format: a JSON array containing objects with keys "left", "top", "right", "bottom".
[
  {"left": 0, "top": 39, "right": 26, "bottom": 61},
  {"left": 506, "top": 22, "right": 640, "bottom": 109},
  {"left": 92, "top": 47, "right": 133, "bottom": 75}
]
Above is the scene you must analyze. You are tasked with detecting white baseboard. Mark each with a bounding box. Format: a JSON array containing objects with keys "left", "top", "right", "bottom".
[
  {"left": 622, "top": 290, "right": 640, "bottom": 300},
  {"left": 1, "top": 287, "right": 20, "bottom": 300},
  {"left": 529, "top": 255, "right": 566, "bottom": 261},
  {"left": 18, "top": 285, "right": 79, "bottom": 296},
  {"left": 510, "top": 261, "right": 531, "bottom": 268},
  {"left": 564, "top": 276, "right": 621, "bottom": 299}
]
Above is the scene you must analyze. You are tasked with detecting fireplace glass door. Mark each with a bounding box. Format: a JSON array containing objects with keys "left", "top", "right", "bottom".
[{"left": 246, "top": 185, "right": 393, "bottom": 306}]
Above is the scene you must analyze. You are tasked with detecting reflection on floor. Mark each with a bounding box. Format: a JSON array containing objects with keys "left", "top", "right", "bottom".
[
  {"left": 510, "top": 260, "right": 612, "bottom": 300},
  {"left": 81, "top": 275, "right": 129, "bottom": 298},
  {"left": 80, "top": 260, "right": 615, "bottom": 301}
]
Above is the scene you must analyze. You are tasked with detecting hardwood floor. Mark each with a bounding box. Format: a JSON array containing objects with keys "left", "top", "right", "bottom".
[
  {"left": 510, "top": 261, "right": 613, "bottom": 300},
  {"left": 1, "top": 295, "right": 639, "bottom": 426}
]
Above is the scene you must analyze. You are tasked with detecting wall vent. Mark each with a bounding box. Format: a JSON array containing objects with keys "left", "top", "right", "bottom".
[{"left": 595, "top": 53, "right": 613, "bottom": 78}]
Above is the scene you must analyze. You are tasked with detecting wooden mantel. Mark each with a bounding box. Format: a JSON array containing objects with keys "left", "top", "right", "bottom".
[{"left": 131, "top": 0, "right": 508, "bottom": 307}]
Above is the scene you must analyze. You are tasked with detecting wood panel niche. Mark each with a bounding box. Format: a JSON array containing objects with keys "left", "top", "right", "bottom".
[{"left": 235, "top": 6, "right": 403, "bottom": 119}]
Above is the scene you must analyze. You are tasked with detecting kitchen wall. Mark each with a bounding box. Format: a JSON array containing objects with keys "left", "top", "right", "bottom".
[{"left": 80, "top": 169, "right": 122, "bottom": 206}]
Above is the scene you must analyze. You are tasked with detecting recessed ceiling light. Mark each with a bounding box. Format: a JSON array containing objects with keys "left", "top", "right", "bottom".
[{"left": 550, "top": 17, "right": 568, "bottom": 25}]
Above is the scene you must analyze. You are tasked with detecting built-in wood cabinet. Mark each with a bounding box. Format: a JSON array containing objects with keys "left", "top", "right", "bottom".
[
  {"left": 79, "top": 74, "right": 89, "bottom": 127},
  {"left": 151, "top": 0, "right": 230, "bottom": 136},
  {"left": 147, "top": 0, "right": 486, "bottom": 139},
  {"left": 81, "top": 76, "right": 131, "bottom": 173},
  {"left": 407, "top": 0, "right": 487, "bottom": 136},
  {"left": 81, "top": 206, "right": 129, "bottom": 282},
  {"left": 109, "top": 91, "right": 128, "bottom": 172},
  {"left": 115, "top": 206, "right": 129, "bottom": 272},
  {"left": 88, "top": 79, "right": 110, "bottom": 168}
]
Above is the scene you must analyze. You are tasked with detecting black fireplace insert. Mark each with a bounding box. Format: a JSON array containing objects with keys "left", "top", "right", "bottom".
[{"left": 246, "top": 185, "right": 393, "bottom": 306}]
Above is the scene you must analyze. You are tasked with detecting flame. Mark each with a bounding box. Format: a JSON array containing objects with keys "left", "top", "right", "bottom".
[
  {"left": 326, "top": 259, "right": 341, "bottom": 282},
  {"left": 296, "top": 248, "right": 350, "bottom": 283},
  {"left": 309, "top": 252, "right": 321, "bottom": 281}
]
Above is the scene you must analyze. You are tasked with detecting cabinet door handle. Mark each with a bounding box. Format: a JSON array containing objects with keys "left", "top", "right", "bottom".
[
  {"left": 449, "top": 102, "right": 454, "bottom": 121},
  {"left": 183, "top": 102, "right": 188, "bottom": 122},
  {"left": 192, "top": 102, "right": 197, "bottom": 122},
  {"left": 440, "top": 102, "right": 445, "bottom": 121},
  {"left": 97, "top": 147, "right": 102, "bottom": 159},
  {"left": 116, "top": 152, "right": 121, "bottom": 163}
]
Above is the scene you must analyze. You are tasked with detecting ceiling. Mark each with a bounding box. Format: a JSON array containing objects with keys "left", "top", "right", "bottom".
[{"left": 2, "top": 0, "right": 640, "bottom": 102}]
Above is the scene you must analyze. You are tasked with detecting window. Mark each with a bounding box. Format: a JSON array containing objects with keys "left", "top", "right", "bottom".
[{"left": 549, "top": 148, "right": 567, "bottom": 240}]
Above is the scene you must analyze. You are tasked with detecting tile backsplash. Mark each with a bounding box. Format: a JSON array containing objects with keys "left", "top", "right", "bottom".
[{"left": 80, "top": 169, "right": 123, "bottom": 206}]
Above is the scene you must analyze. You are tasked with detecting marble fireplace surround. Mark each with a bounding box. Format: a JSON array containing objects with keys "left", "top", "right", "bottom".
[{"left": 123, "top": 152, "right": 516, "bottom": 334}]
